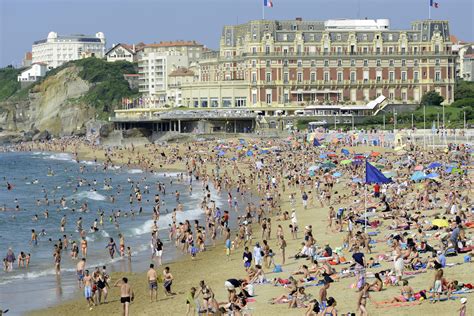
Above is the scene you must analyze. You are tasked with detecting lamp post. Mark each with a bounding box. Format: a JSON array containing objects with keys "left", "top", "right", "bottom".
[{"left": 383, "top": 115, "right": 385, "bottom": 130}]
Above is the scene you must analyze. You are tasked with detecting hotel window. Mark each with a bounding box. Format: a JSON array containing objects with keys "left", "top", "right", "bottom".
[
  {"left": 265, "top": 46, "right": 270, "bottom": 54},
  {"left": 252, "top": 92, "right": 257, "bottom": 104},
  {"left": 388, "top": 47, "right": 394, "bottom": 54},
  {"left": 413, "top": 34, "right": 418, "bottom": 41},
  {"left": 363, "top": 59, "right": 368, "bottom": 66},
  {"left": 266, "top": 92, "right": 272, "bottom": 104},
  {"left": 389, "top": 71, "right": 395, "bottom": 82},
  {"left": 297, "top": 60, "right": 302, "bottom": 67},
  {"left": 210, "top": 99, "right": 219, "bottom": 107},
  {"left": 283, "top": 59, "right": 288, "bottom": 66},
  {"left": 401, "top": 71, "right": 407, "bottom": 82},
  {"left": 363, "top": 70, "right": 369, "bottom": 83},
  {"left": 337, "top": 34, "right": 342, "bottom": 41},
  {"left": 222, "top": 98, "right": 232, "bottom": 107},
  {"left": 337, "top": 59, "right": 342, "bottom": 67},
  {"left": 362, "top": 34, "right": 368, "bottom": 41},
  {"left": 350, "top": 71, "right": 356, "bottom": 83},
  {"left": 414, "top": 47, "right": 419, "bottom": 54},
  {"left": 388, "top": 34, "right": 393, "bottom": 41},
  {"left": 376, "top": 59, "right": 381, "bottom": 67},
  {"left": 323, "top": 47, "right": 329, "bottom": 55},
  {"left": 309, "top": 25, "right": 314, "bottom": 30},
  {"left": 252, "top": 60, "right": 256, "bottom": 67},
  {"left": 376, "top": 47, "right": 381, "bottom": 54},
  {"left": 284, "top": 92, "right": 289, "bottom": 103},
  {"left": 324, "top": 72, "right": 330, "bottom": 82},
  {"left": 435, "top": 45, "right": 440, "bottom": 54},
  {"left": 292, "top": 25, "right": 298, "bottom": 30},
  {"left": 283, "top": 34, "right": 288, "bottom": 41},
  {"left": 297, "top": 93, "right": 303, "bottom": 102},
  {"left": 311, "top": 60, "right": 316, "bottom": 67},
  {"left": 235, "top": 97, "right": 247, "bottom": 107},
  {"left": 376, "top": 70, "right": 382, "bottom": 82},
  {"left": 414, "top": 71, "right": 419, "bottom": 81},
  {"left": 252, "top": 47, "right": 257, "bottom": 54},
  {"left": 337, "top": 72, "right": 343, "bottom": 83},
  {"left": 389, "top": 60, "right": 394, "bottom": 67},
  {"left": 266, "top": 60, "right": 271, "bottom": 67},
  {"left": 351, "top": 59, "right": 356, "bottom": 66},
  {"left": 324, "top": 60, "right": 329, "bottom": 67},
  {"left": 337, "top": 47, "right": 342, "bottom": 55},
  {"left": 435, "top": 59, "right": 440, "bottom": 66},
  {"left": 310, "top": 72, "right": 316, "bottom": 82},
  {"left": 283, "top": 72, "right": 289, "bottom": 83},
  {"left": 266, "top": 72, "right": 272, "bottom": 82},
  {"left": 402, "top": 59, "right": 406, "bottom": 66},
  {"left": 251, "top": 72, "right": 257, "bottom": 83},
  {"left": 389, "top": 92, "right": 394, "bottom": 100},
  {"left": 402, "top": 92, "right": 407, "bottom": 101},
  {"left": 363, "top": 47, "right": 368, "bottom": 54},
  {"left": 297, "top": 72, "right": 303, "bottom": 83},
  {"left": 435, "top": 71, "right": 441, "bottom": 82}
]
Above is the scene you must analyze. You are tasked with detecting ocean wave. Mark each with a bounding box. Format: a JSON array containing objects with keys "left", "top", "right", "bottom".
[
  {"left": 80, "top": 160, "right": 101, "bottom": 166},
  {"left": 0, "top": 267, "right": 75, "bottom": 285},
  {"left": 44, "top": 153, "right": 75, "bottom": 162},
  {"left": 128, "top": 169, "right": 143, "bottom": 174},
  {"left": 72, "top": 191, "right": 107, "bottom": 201},
  {"left": 85, "top": 229, "right": 110, "bottom": 242}
]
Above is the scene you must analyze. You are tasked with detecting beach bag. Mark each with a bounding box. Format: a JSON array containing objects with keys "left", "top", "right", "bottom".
[
  {"left": 273, "top": 265, "right": 282, "bottom": 273},
  {"left": 464, "top": 255, "right": 471, "bottom": 263}
]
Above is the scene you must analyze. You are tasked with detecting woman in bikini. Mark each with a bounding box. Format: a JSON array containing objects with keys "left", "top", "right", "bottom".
[
  {"left": 358, "top": 283, "right": 372, "bottom": 316},
  {"left": 391, "top": 280, "right": 414, "bottom": 302},
  {"left": 196, "top": 280, "right": 215, "bottom": 313}
]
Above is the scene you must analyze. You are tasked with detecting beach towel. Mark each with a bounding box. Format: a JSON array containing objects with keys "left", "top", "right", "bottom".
[{"left": 375, "top": 300, "right": 422, "bottom": 308}]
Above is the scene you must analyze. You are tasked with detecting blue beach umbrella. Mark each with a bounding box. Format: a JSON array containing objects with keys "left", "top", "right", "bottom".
[
  {"left": 426, "top": 173, "right": 439, "bottom": 179},
  {"left": 341, "top": 148, "right": 350, "bottom": 156},
  {"left": 218, "top": 150, "right": 226, "bottom": 156},
  {"left": 246, "top": 150, "right": 253, "bottom": 157},
  {"left": 332, "top": 172, "right": 342, "bottom": 178},
  {"left": 411, "top": 171, "right": 426, "bottom": 182},
  {"left": 319, "top": 153, "right": 328, "bottom": 159},
  {"left": 427, "top": 162, "right": 442, "bottom": 169}
]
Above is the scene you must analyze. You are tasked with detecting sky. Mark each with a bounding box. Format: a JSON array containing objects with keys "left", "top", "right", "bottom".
[{"left": 0, "top": 0, "right": 473, "bottom": 67}]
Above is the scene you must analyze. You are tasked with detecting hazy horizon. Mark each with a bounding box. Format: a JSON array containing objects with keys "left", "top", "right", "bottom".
[{"left": 1, "top": 0, "right": 473, "bottom": 67}]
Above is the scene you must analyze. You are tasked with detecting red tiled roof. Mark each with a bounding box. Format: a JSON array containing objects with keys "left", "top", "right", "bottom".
[
  {"left": 143, "top": 40, "right": 203, "bottom": 48},
  {"left": 450, "top": 35, "right": 458, "bottom": 43},
  {"left": 25, "top": 52, "right": 32, "bottom": 60}
]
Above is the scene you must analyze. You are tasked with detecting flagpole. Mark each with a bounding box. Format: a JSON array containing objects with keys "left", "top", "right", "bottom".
[
  {"left": 364, "top": 160, "right": 367, "bottom": 233},
  {"left": 262, "top": 1, "right": 265, "bottom": 20},
  {"left": 429, "top": 0, "right": 431, "bottom": 19}
]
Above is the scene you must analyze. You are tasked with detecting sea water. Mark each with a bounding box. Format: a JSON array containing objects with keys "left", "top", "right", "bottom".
[{"left": 0, "top": 152, "right": 231, "bottom": 315}]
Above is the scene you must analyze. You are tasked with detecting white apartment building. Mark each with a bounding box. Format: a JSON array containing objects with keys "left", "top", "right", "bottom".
[
  {"left": 32, "top": 31, "right": 106, "bottom": 69},
  {"left": 17, "top": 63, "right": 48, "bottom": 82},
  {"left": 167, "top": 68, "right": 196, "bottom": 107},
  {"left": 137, "top": 51, "right": 188, "bottom": 106}
]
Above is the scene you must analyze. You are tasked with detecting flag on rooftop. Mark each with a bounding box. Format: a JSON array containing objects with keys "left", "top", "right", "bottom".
[
  {"left": 264, "top": 0, "right": 273, "bottom": 8},
  {"left": 430, "top": 0, "right": 439, "bottom": 8}
]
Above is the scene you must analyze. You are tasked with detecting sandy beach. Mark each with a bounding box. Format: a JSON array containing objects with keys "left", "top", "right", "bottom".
[{"left": 1, "top": 133, "right": 471, "bottom": 316}]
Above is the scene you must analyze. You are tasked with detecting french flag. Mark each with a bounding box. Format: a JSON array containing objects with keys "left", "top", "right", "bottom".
[
  {"left": 264, "top": 0, "right": 273, "bottom": 8},
  {"left": 430, "top": 0, "right": 439, "bottom": 8}
]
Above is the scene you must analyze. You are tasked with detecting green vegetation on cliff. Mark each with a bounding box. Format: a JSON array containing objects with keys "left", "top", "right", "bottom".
[{"left": 0, "top": 66, "right": 22, "bottom": 101}]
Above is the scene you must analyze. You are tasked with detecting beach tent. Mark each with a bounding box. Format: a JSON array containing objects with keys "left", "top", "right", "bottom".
[{"left": 411, "top": 171, "right": 426, "bottom": 181}]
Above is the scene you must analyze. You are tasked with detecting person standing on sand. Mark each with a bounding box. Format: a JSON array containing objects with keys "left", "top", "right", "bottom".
[
  {"left": 279, "top": 235, "right": 287, "bottom": 265},
  {"left": 83, "top": 270, "right": 94, "bottom": 310},
  {"left": 147, "top": 263, "right": 158, "bottom": 302},
  {"left": 163, "top": 266, "right": 175, "bottom": 296},
  {"left": 114, "top": 277, "right": 134, "bottom": 316}
]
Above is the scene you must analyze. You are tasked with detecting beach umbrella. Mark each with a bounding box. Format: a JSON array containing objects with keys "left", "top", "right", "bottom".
[
  {"left": 374, "top": 164, "right": 385, "bottom": 169},
  {"left": 451, "top": 168, "right": 463, "bottom": 175},
  {"left": 320, "top": 162, "right": 336, "bottom": 169},
  {"left": 319, "top": 153, "right": 328, "bottom": 159},
  {"left": 246, "top": 150, "right": 253, "bottom": 157},
  {"left": 426, "top": 173, "right": 439, "bottom": 179},
  {"left": 327, "top": 153, "right": 337, "bottom": 158},
  {"left": 230, "top": 157, "right": 237, "bottom": 161},
  {"left": 414, "top": 165, "right": 424, "bottom": 171},
  {"left": 341, "top": 148, "right": 350, "bottom": 156},
  {"left": 308, "top": 165, "right": 319, "bottom": 172},
  {"left": 218, "top": 150, "right": 226, "bottom": 156},
  {"left": 352, "top": 177, "right": 363, "bottom": 183},
  {"left": 411, "top": 171, "right": 426, "bottom": 182},
  {"left": 259, "top": 149, "right": 269, "bottom": 154},
  {"left": 340, "top": 159, "right": 352, "bottom": 165},
  {"left": 377, "top": 158, "right": 388, "bottom": 164},
  {"left": 309, "top": 170, "right": 316, "bottom": 177},
  {"left": 427, "top": 162, "right": 442, "bottom": 169},
  {"left": 370, "top": 152, "right": 381, "bottom": 157},
  {"left": 332, "top": 172, "right": 342, "bottom": 178},
  {"left": 432, "top": 219, "right": 449, "bottom": 228}
]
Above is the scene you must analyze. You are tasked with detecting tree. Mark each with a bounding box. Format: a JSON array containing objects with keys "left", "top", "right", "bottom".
[
  {"left": 420, "top": 91, "right": 444, "bottom": 106},
  {"left": 454, "top": 80, "right": 474, "bottom": 100}
]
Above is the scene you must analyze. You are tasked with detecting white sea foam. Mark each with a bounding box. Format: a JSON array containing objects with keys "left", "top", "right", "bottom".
[
  {"left": 80, "top": 160, "right": 101, "bottom": 166},
  {"left": 45, "top": 153, "right": 74, "bottom": 162},
  {"left": 73, "top": 191, "right": 107, "bottom": 201},
  {"left": 0, "top": 268, "right": 75, "bottom": 285},
  {"left": 128, "top": 169, "right": 143, "bottom": 174}
]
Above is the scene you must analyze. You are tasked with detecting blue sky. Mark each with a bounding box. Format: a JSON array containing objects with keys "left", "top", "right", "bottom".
[{"left": 1, "top": 0, "right": 473, "bottom": 67}]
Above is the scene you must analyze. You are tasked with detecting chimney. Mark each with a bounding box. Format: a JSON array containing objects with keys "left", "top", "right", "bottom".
[{"left": 296, "top": 17, "right": 302, "bottom": 21}]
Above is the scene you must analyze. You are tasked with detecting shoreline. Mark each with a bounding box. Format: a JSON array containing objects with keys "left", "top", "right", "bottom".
[{"left": 3, "top": 138, "right": 472, "bottom": 316}]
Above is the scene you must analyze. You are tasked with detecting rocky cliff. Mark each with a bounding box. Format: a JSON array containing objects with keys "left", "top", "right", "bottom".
[{"left": 0, "top": 58, "right": 137, "bottom": 141}]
